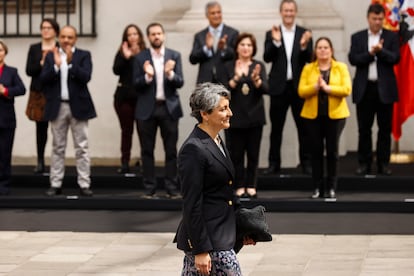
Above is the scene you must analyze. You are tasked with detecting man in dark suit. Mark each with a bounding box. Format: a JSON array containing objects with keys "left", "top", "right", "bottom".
[
  {"left": 0, "top": 41, "right": 26, "bottom": 195},
  {"left": 40, "top": 25, "right": 97, "bottom": 196},
  {"left": 189, "top": 1, "right": 239, "bottom": 85},
  {"left": 348, "top": 3, "right": 400, "bottom": 176},
  {"left": 133, "top": 22, "right": 184, "bottom": 198},
  {"left": 263, "top": 0, "right": 313, "bottom": 174}
]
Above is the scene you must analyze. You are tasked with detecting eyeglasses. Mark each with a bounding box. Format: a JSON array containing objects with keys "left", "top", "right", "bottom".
[{"left": 41, "top": 26, "right": 54, "bottom": 30}]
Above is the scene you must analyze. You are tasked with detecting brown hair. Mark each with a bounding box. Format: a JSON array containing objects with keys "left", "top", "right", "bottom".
[
  {"left": 40, "top": 18, "right": 60, "bottom": 35},
  {"left": 146, "top": 22, "right": 164, "bottom": 36},
  {"left": 120, "top": 24, "right": 146, "bottom": 52},
  {"left": 312, "top": 36, "right": 336, "bottom": 61},
  {"left": 0, "top": 40, "right": 8, "bottom": 55},
  {"left": 234, "top": 32, "right": 257, "bottom": 59}
]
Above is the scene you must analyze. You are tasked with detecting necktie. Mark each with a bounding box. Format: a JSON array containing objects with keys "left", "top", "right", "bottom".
[{"left": 213, "top": 29, "right": 220, "bottom": 52}]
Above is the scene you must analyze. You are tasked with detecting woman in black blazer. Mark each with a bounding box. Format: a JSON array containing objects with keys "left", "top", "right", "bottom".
[
  {"left": 112, "top": 24, "right": 146, "bottom": 174},
  {"left": 0, "top": 41, "right": 26, "bottom": 195},
  {"left": 174, "top": 83, "right": 254, "bottom": 275},
  {"left": 225, "top": 32, "right": 268, "bottom": 198},
  {"left": 25, "top": 18, "right": 59, "bottom": 173}
]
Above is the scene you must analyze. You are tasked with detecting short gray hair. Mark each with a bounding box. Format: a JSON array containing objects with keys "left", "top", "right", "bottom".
[
  {"left": 189, "top": 82, "right": 230, "bottom": 123},
  {"left": 205, "top": 1, "right": 221, "bottom": 16}
]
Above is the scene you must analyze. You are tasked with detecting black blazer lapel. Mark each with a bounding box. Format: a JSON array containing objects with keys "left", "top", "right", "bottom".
[
  {"left": 204, "top": 137, "right": 235, "bottom": 178},
  {"left": 361, "top": 30, "right": 369, "bottom": 52},
  {"left": 195, "top": 127, "right": 235, "bottom": 178}
]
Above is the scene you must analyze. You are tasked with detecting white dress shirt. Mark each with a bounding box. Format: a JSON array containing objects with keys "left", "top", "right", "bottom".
[
  {"left": 368, "top": 29, "right": 381, "bottom": 81},
  {"left": 273, "top": 24, "right": 296, "bottom": 80}
]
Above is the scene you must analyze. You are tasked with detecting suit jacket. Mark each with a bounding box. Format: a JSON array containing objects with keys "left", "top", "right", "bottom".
[
  {"left": 263, "top": 25, "right": 313, "bottom": 96},
  {"left": 133, "top": 48, "right": 184, "bottom": 121},
  {"left": 348, "top": 29, "right": 400, "bottom": 104},
  {"left": 224, "top": 59, "right": 268, "bottom": 128},
  {"left": 174, "top": 126, "right": 239, "bottom": 255},
  {"left": 189, "top": 24, "right": 239, "bottom": 84},
  {"left": 40, "top": 48, "right": 97, "bottom": 121},
  {"left": 0, "top": 65, "right": 26, "bottom": 128},
  {"left": 298, "top": 60, "right": 351, "bottom": 119},
  {"left": 25, "top": 42, "right": 58, "bottom": 92}
]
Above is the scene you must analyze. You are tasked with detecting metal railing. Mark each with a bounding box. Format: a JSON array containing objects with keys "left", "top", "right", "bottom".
[{"left": 1, "top": 0, "right": 96, "bottom": 37}]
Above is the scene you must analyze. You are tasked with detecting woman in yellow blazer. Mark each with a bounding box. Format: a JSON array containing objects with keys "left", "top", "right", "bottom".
[{"left": 298, "top": 37, "right": 351, "bottom": 199}]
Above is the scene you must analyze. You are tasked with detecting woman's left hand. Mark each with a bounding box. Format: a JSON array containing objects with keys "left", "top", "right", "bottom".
[{"left": 251, "top": 64, "right": 262, "bottom": 88}]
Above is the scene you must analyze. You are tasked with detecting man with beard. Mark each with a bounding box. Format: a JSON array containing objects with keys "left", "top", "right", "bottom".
[{"left": 133, "top": 22, "right": 184, "bottom": 198}]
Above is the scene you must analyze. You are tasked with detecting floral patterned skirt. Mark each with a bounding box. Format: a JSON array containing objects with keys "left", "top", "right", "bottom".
[{"left": 182, "top": 249, "right": 242, "bottom": 276}]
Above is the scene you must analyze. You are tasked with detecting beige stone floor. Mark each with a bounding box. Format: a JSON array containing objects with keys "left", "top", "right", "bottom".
[{"left": 1, "top": 232, "right": 414, "bottom": 275}]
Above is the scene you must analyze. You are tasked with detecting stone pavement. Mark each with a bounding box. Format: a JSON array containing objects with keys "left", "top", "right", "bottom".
[{"left": 1, "top": 232, "right": 414, "bottom": 275}]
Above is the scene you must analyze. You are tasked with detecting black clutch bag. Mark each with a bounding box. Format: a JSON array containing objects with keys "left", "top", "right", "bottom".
[{"left": 234, "top": 205, "right": 272, "bottom": 253}]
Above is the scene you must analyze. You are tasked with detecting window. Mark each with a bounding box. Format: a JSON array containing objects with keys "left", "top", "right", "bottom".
[
  {"left": 1, "top": 0, "right": 75, "bottom": 13},
  {"left": 0, "top": 0, "right": 96, "bottom": 37}
]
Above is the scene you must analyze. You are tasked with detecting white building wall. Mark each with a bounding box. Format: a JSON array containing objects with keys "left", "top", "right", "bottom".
[{"left": 4, "top": 0, "right": 414, "bottom": 167}]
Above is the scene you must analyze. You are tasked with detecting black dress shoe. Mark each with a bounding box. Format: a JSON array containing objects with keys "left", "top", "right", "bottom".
[
  {"left": 378, "top": 164, "right": 392, "bottom": 176},
  {"left": 117, "top": 162, "right": 130, "bottom": 174},
  {"left": 355, "top": 164, "right": 371, "bottom": 175},
  {"left": 34, "top": 162, "right": 45, "bottom": 174},
  {"left": 79, "top": 188, "right": 93, "bottom": 197},
  {"left": 262, "top": 165, "right": 280, "bottom": 175},
  {"left": 45, "top": 187, "right": 62, "bottom": 196}
]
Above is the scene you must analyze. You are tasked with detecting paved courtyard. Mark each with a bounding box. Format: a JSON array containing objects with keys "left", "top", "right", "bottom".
[{"left": 1, "top": 231, "right": 414, "bottom": 275}]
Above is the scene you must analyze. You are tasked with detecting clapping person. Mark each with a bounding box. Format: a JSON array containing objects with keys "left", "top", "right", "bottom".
[
  {"left": 263, "top": 0, "right": 313, "bottom": 175},
  {"left": 113, "top": 24, "right": 146, "bottom": 173},
  {"left": 25, "top": 18, "right": 59, "bottom": 173},
  {"left": 348, "top": 3, "right": 400, "bottom": 176},
  {"left": 224, "top": 33, "right": 267, "bottom": 198},
  {"left": 132, "top": 23, "right": 184, "bottom": 198},
  {"left": 40, "top": 26, "right": 97, "bottom": 197},
  {"left": 298, "top": 37, "right": 351, "bottom": 198},
  {"left": 189, "top": 1, "right": 239, "bottom": 85},
  {"left": 0, "top": 41, "right": 26, "bottom": 195}
]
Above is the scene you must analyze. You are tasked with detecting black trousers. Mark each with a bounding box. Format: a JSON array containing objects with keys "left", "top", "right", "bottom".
[
  {"left": 114, "top": 100, "right": 138, "bottom": 164},
  {"left": 227, "top": 126, "right": 263, "bottom": 189},
  {"left": 356, "top": 81, "right": 393, "bottom": 167},
  {"left": 35, "top": 121, "right": 48, "bottom": 162},
  {"left": 268, "top": 81, "right": 310, "bottom": 169},
  {"left": 136, "top": 103, "right": 178, "bottom": 192},
  {"left": 304, "top": 116, "right": 346, "bottom": 190},
  {"left": 0, "top": 128, "right": 15, "bottom": 190}
]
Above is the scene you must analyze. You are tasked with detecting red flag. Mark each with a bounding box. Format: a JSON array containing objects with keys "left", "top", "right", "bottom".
[{"left": 392, "top": 2, "right": 414, "bottom": 140}]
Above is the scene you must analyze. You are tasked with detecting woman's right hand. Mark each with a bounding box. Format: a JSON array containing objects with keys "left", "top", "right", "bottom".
[
  {"left": 121, "top": 41, "right": 133, "bottom": 59},
  {"left": 195, "top": 252, "right": 211, "bottom": 275}
]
